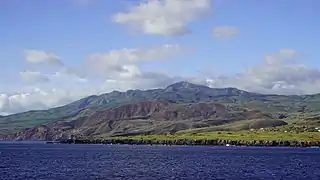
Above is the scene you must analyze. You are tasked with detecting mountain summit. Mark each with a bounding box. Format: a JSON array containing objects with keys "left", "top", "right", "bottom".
[
  {"left": 164, "top": 81, "right": 252, "bottom": 97},
  {"left": 165, "top": 81, "right": 210, "bottom": 91},
  {"left": 0, "top": 82, "right": 319, "bottom": 138}
]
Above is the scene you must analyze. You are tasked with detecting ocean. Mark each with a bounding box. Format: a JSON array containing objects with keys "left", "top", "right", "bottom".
[{"left": 0, "top": 142, "right": 319, "bottom": 180}]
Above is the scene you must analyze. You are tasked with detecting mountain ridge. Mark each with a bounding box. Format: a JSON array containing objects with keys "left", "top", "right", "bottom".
[
  {"left": 3, "top": 100, "right": 287, "bottom": 141},
  {"left": 0, "top": 81, "right": 320, "bottom": 137}
]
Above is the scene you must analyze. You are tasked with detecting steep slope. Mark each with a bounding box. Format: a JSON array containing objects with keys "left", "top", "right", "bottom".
[
  {"left": 1, "top": 81, "right": 320, "bottom": 135},
  {"left": 0, "top": 82, "right": 253, "bottom": 134},
  {"left": 3, "top": 100, "right": 287, "bottom": 141}
]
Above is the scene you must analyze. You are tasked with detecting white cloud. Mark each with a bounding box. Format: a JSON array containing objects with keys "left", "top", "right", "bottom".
[
  {"left": 0, "top": 94, "right": 9, "bottom": 115},
  {"left": 279, "top": 49, "right": 299, "bottom": 58},
  {"left": 51, "top": 70, "right": 88, "bottom": 83},
  {"left": 2, "top": 48, "right": 320, "bottom": 115},
  {"left": 205, "top": 49, "right": 320, "bottom": 95},
  {"left": 20, "top": 71, "right": 50, "bottom": 84},
  {"left": 20, "top": 69, "right": 86, "bottom": 85},
  {"left": 113, "top": 0, "right": 211, "bottom": 36},
  {"left": 0, "top": 73, "right": 180, "bottom": 114},
  {"left": 264, "top": 49, "right": 298, "bottom": 65},
  {"left": 0, "top": 44, "right": 184, "bottom": 114},
  {"left": 213, "top": 26, "right": 239, "bottom": 39},
  {"left": 0, "top": 88, "right": 81, "bottom": 115},
  {"left": 102, "top": 73, "right": 181, "bottom": 92},
  {"left": 24, "top": 50, "right": 63, "bottom": 66},
  {"left": 85, "top": 44, "right": 183, "bottom": 78}
]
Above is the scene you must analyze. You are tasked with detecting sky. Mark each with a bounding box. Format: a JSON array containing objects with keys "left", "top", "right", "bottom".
[{"left": 1, "top": 0, "right": 320, "bottom": 115}]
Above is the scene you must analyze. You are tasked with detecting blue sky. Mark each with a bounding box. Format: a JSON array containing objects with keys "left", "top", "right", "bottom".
[{"left": 1, "top": 0, "right": 320, "bottom": 114}]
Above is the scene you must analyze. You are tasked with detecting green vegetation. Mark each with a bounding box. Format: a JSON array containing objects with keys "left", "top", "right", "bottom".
[
  {"left": 104, "top": 131, "right": 320, "bottom": 142},
  {"left": 60, "top": 131, "right": 320, "bottom": 147}
]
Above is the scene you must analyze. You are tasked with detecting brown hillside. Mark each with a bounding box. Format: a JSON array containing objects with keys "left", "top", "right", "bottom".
[{"left": 5, "top": 100, "right": 280, "bottom": 141}]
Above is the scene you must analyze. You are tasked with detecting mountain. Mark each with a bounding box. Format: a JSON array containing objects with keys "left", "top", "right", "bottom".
[
  {"left": 4, "top": 100, "right": 288, "bottom": 141},
  {"left": 0, "top": 81, "right": 320, "bottom": 139}
]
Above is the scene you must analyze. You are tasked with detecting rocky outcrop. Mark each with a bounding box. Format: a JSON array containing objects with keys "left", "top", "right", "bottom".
[{"left": 10, "top": 123, "right": 77, "bottom": 141}]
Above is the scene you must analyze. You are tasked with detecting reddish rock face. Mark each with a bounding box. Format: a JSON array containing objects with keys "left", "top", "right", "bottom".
[
  {"left": 151, "top": 103, "right": 225, "bottom": 120},
  {"left": 91, "top": 100, "right": 170, "bottom": 122},
  {"left": 87, "top": 101, "right": 227, "bottom": 122},
  {"left": 6, "top": 100, "right": 278, "bottom": 141}
]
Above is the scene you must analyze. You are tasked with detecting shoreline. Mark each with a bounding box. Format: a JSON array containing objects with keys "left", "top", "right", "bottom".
[
  {"left": 54, "top": 131, "right": 320, "bottom": 148},
  {"left": 54, "top": 138, "right": 320, "bottom": 148},
  {"left": 2, "top": 131, "right": 319, "bottom": 148}
]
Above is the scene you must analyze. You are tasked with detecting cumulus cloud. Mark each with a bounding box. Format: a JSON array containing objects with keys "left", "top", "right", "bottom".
[
  {"left": 85, "top": 44, "right": 183, "bottom": 78},
  {"left": 102, "top": 73, "right": 181, "bottom": 92},
  {"left": 279, "top": 49, "right": 299, "bottom": 58},
  {"left": 24, "top": 50, "right": 63, "bottom": 67},
  {"left": 2, "top": 48, "right": 320, "bottom": 115},
  {"left": 20, "top": 71, "right": 50, "bottom": 84},
  {"left": 213, "top": 26, "right": 239, "bottom": 39},
  {"left": 0, "top": 73, "right": 180, "bottom": 115},
  {"left": 51, "top": 70, "right": 88, "bottom": 83},
  {"left": 205, "top": 49, "right": 320, "bottom": 95},
  {"left": 264, "top": 49, "right": 299, "bottom": 65},
  {"left": 0, "top": 44, "right": 185, "bottom": 114},
  {"left": 113, "top": 0, "right": 211, "bottom": 36},
  {"left": 0, "top": 94, "right": 9, "bottom": 115},
  {"left": 0, "top": 88, "right": 82, "bottom": 115}
]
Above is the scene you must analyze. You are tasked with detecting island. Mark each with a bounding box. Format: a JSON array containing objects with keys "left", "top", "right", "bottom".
[{"left": 0, "top": 82, "right": 319, "bottom": 148}]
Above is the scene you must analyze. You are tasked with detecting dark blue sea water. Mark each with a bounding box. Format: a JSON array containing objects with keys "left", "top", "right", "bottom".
[{"left": 0, "top": 142, "right": 319, "bottom": 180}]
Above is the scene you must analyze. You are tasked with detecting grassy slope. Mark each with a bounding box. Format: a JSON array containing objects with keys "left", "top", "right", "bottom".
[{"left": 101, "top": 131, "right": 320, "bottom": 142}]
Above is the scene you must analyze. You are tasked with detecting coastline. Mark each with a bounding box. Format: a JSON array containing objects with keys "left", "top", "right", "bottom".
[
  {"left": 53, "top": 131, "right": 320, "bottom": 148},
  {"left": 55, "top": 138, "right": 320, "bottom": 147}
]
